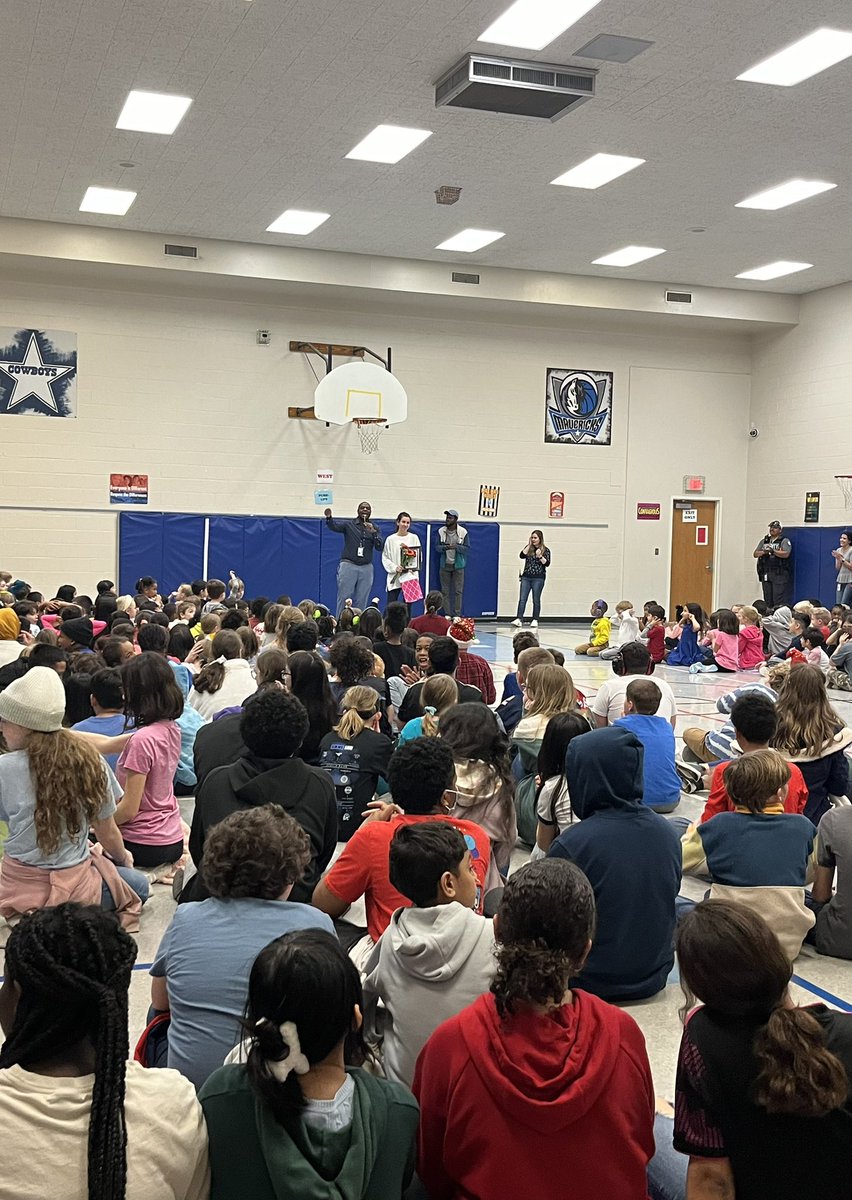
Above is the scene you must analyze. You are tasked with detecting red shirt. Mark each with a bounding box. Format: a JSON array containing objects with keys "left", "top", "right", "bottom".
[
  {"left": 645, "top": 624, "right": 666, "bottom": 663},
  {"left": 413, "top": 990, "right": 655, "bottom": 1200},
  {"left": 409, "top": 614, "right": 450, "bottom": 635},
  {"left": 322, "top": 813, "right": 491, "bottom": 942},
  {"left": 454, "top": 651, "right": 496, "bottom": 704},
  {"left": 701, "top": 759, "right": 809, "bottom": 822}
]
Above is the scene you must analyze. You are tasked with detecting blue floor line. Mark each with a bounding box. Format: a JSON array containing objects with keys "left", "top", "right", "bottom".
[{"left": 791, "top": 974, "right": 852, "bottom": 1012}]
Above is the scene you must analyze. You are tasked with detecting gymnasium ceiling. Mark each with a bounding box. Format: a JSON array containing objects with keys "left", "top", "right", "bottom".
[{"left": 2, "top": 0, "right": 852, "bottom": 295}]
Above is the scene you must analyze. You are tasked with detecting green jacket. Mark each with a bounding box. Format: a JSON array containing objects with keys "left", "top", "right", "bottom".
[
  {"left": 199, "top": 1065, "right": 418, "bottom": 1200},
  {"left": 513, "top": 737, "right": 543, "bottom": 846}
]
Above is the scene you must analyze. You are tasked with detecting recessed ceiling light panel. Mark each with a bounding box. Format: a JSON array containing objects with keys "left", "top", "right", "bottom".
[
  {"left": 345, "top": 124, "right": 432, "bottom": 164},
  {"left": 592, "top": 244, "right": 665, "bottom": 266},
  {"left": 435, "top": 228, "right": 505, "bottom": 252},
  {"left": 737, "top": 27, "right": 852, "bottom": 86},
  {"left": 551, "top": 152, "right": 644, "bottom": 189},
  {"left": 478, "top": 0, "right": 604, "bottom": 51},
  {"left": 266, "top": 210, "right": 330, "bottom": 235},
  {"left": 736, "top": 260, "right": 813, "bottom": 280},
  {"left": 735, "top": 178, "right": 836, "bottom": 210},
  {"left": 79, "top": 186, "right": 137, "bottom": 215},
  {"left": 116, "top": 90, "right": 192, "bottom": 134}
]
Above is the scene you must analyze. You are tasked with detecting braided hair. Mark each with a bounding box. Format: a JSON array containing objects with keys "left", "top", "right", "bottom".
[{"left": 0, "top": 904, "right": 137, "bottom": 1200}]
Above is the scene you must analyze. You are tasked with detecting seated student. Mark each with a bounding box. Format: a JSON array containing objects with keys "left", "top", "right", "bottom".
[
  {"left": 180, "top": 690, "right": 338, "bottom": 905},
  {"left": 138, "top": 621, "right": 194, "bottom": 692},
  {"left": 0, "top": 608, "right": 23, "bottom": 668},
  {"left": 770, "top": 664, "right": 852, "bottom": 824},
  {"left": 599, "top": 599, "right": 640, "bottom": 660},
  {"left": 692, "top": 749, "right": 815, "bottom": 961},
  {"left": 638, "top": 603, "right": 667, "bottom": 663},
  {"left": 532, "top": 711, "right": 591, "bottom": 859},
  {"left": 738, "top": 604, "right": 766, "bottom": 669},
  {"left": 573, "top": 598, "right": 611, "bottom": 657},
  {"left": 500, "top": 630, "right": 539, "bottom": 702},
  {"left": 495, "top": 644, "right": 554, "bottom": 737},
  {"left": 782, "top": 609, "right": 810, "bottom": 660},
  {"left": 590, "top": 641, "right": 678, "bottom": 729},
  {"left": 363, "top": 822, "right": 495, "bottom": 1088},
  {"left": 56, "top": 616, "right": 98, "bottom": 657},
  {"left": 512, "top": 663, "right": 579, "bottom": 844},
  {"left": 548, "top": 725, "right": 681, "bottom": 1001},
  {"left": 199, "top": 929, "right": 418, "bottom": 1200},
  {"left": 682, "top": 671, "right": 782, "bottom": 764},
  {"left": 317, "top": 686, "right": 393, "bottom": 842},
  {"left": 810, "top": 804, "right": 852, "bottom": 960},
  {"left": 312, "top": 738, "right": 491, "bottom": 972},
  {"left": 397, "top": 672, "right": 458, "bottom": 743},
  {"left": 669, "top": 901, "right": 852, "bottom": 1200},
  {"left": 71, "top": 666, "right": 126, "bottom": 772},
  {"left": 666, "top": 603, "right": 707, "bottom": 667},
  {"left": 413, "top": 860, "right": 655, "bottom": 1200},
  {"left": 373, "top": 602, "right": 416, "bottom": 679},
  {"left": 447, "top": 619, "right": 496, "bottom": 705},
  {"left": 189, "top": 629, "right": 257, "bottom": 721},
  {"left": 0, "top": 669, "right": 146, "bottom": 924},
  {"left": 0, "top": 904, "right": 209, "bottom": 1200},
  {"left": 288, "top": 649, "right": 338, "bottom": 765},
  {"left": 615, "top": 678, "right": 681, "bottom": 813},
  {"left": 802, "top": 626, "right": 831, "bottom": 672},
  {"left": 151, "top": 806, "right": 334, "bottom": 1090},
  {"left": 690, "top": 607, "right": 740, "bottom": 674},
  {"left": 328, "top": 637, "right": 393, "bottom": 734},
  {"left": 396, "top": 636, "right": 483, "bottom": 726},
  {"left": 409, "top": 589, "right": 450, "bottom": 636},
  {"left": 826, "top": 612, "right": 852, "bottom": 687}
]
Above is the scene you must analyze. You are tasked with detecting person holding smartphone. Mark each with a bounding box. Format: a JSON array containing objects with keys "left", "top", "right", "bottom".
[
  {"left": 512, "top": 530, "right": 551, "bottom": 628},
  {"left": 325, "top": 502, "right": 384, "bottom": 616}
]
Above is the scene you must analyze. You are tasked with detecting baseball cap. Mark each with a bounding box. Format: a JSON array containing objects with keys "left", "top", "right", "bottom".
[
  {"left": 445, "top": 509, "right": 459, "bottom": 518},
  {"left": 769, "top": 520, "right": 782, "bottom": 528}
]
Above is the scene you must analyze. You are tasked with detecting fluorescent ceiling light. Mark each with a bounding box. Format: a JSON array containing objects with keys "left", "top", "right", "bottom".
[
  {"left": 551, "top": 153, "right": 645, "bottom": 189},
  {"left": 593, "top": 244, "right": 665, "bottom": 267},
  {"left": 736, "top": 260, "right": 813, "bottom": 281},
  {"left": 116, "top": 90, "right": 192, "bottom": 134},
  {"left": 346, "top": 124, "right": 432, "bottom": 164},
  {"left": 266, "top": 209, "right": 330, "bottom": 235},
  {"left": 435, "top": 228, "right": 505, "bottom": 252},
  {"left": 736, "top": 178, "right": 836, "bottom": 210},
  {"left": 79, "top": 186, "right": 137, "bottom": 215},
  {"left": 737, "top": 27, "right": 852, "bottom": 86},
  {"left": 478, "top": 0, "right": 603, "bottom": 51}
]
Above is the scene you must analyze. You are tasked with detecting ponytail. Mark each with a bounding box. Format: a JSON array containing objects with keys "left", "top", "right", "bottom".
[
  {"left": 420, "top": 673, "right": 458, "bottom": 737},
  {"left": 336, "top": 686, "right": 379, "bottom": 740},
  {"left": 754, "top": 1006, "right": 848, "bottom": 1118},
  {"left": 192, "top": 659, "right": 226, "bottom": 695},
  {"left": 193, "top": 629, "right": 243, "bottom": 694},
  {"left": 424, "top": 590, "right": 444, "bottom": 616},
  {"left": 492, "top": 940, "right": 574, "bottom": 1017}
]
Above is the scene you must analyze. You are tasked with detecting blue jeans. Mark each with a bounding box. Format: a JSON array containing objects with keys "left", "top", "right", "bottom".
[
  {"left": 101, "top": 864, "right": 150, "bottom": 908},
  {"left": 336, "top": 560, "right": 375, "bottom": 615},
  {"left": 516, "top": 575, "right": 545, "bottom": 620},
  {"left": 838, "top": 583, "right": 852, "bottom": 606},
  {"left": 648, "top": 1115, "right": 687, "bottom": 1200}
]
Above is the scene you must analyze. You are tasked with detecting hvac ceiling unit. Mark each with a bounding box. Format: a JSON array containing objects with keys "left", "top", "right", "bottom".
[{"left": 435, "top": 54, "right": 596, "bottom": 122}]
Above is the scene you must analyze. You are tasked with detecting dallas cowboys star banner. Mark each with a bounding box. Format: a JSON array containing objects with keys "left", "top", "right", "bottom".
[
  {"left": 544, "top": 367, "right": 613, "bottom": 446},
  {"left": 0, "top": 328, "right": 77, "bottom": 418}
]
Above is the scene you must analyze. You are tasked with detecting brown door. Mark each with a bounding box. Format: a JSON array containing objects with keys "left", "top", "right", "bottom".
[{"left": 669, "top": 500, "right": 717, "bottom": 618}]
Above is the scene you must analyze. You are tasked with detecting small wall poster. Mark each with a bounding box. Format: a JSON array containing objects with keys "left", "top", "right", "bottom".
[
  {"left": 804, "top": 491, "right": 820, "bottom": 523},
  {"left": 0, "top": 328, "right": 77, "bottom": 417},
  {"left": 545, "top": 368, "right": 613, "bottom": 446},
  {"left": 110, "top": 474, "right": 148, "bottom": 505},
  {"left": 682, "top": 508, "right": 698, "bottom": 523},
  {"left": 479, "top": 484, "right": 500, "bottom": 518},
  {"left": 637, "top": 502, "right": 661, "bottom": 520},
  {"left": 549, "top": 491, "right": 564, "bottom": 518},
  {"left": 314, "top": 489, "right": 333, "bottom": 505},
  {"left": 316, "top": 469, "right": 334, "bottom": 485}
]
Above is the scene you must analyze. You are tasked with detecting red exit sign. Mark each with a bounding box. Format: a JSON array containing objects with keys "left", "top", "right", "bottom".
[{"left": 683, "top": 475, "right": 705, "bottom": 493}]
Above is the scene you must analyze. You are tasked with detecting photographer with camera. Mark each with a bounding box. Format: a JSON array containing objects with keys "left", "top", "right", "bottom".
[{"left": 754, "top": 520, "right": 792, "bottom": 607}]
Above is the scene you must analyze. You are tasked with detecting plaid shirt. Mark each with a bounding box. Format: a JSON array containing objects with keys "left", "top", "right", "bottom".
[{"left": 454, "top": 651, "right": 496, "bottom": 704}]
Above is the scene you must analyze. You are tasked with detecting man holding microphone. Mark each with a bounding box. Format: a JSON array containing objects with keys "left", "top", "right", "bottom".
[{"left": 325, "top": 502, "right": 384, "bottom": 615}]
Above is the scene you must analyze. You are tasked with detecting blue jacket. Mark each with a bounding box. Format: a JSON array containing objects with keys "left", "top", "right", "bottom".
[{"left": 435, "top": 523, "right": 470, "bottom": 570}]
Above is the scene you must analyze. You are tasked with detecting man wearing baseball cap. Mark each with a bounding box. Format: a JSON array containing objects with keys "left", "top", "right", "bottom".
[
  {"left": 435, "top": 510, "right": 471, "bottom": 619},
  {"left": 754, "top": 520, "right": 793, "bottom": 607}
]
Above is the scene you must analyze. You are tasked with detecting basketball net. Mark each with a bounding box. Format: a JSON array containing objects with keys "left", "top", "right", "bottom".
[
  {"left": 354, "top": 418, "right": 386, "bottom": 455},
  {"left": 836, "top": 476, "right": 852, "bottom": 511}
]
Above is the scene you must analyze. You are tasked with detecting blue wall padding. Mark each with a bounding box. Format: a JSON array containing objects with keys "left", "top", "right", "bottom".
[
  {"left": 787, "top": 526, "right": 850, "bottom": 606},
  {"left": 118, "top": 513, "right": 164, "bottom": 596},
  {"left": 428, "top": 521, "right": 500, "bottom": 618}
]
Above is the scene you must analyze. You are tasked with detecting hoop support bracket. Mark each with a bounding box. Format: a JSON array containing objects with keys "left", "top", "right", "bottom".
[{"left": 288, "top": 342, "right": 392, "bottom": 419}]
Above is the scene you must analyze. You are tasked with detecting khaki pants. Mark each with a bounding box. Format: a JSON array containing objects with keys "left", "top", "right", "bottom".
[
  {"left": 683, "top": 726, "right": 714, "bottom": 762},
  {"left": 575, "top": 642, "right": 604, "bottom": 656}
]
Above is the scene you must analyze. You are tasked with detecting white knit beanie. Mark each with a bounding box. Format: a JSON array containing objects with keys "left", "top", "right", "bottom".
[{"left": 0, "top": 666, "right": 66, "bottom": 732}]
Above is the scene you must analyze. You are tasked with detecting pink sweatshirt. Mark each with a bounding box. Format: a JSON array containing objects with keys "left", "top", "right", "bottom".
[
  {"left": 738, "top": 624, "right": 765, "bottom": 669},
  {"left": 702, "top": 630, "right": 739, "bottom": 671}
]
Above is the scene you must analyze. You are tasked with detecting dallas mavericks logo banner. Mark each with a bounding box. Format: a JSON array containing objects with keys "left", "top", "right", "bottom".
[
  {"left": 544, "top": 368, "right": 613, "bottom": 446},
  {"left": 0, "top": 328, "right": 77, "bottom": 418}
]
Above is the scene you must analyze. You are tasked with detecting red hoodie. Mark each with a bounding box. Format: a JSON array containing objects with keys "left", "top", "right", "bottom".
[{"left": 412, "top": 990, "right": 655, "bottom": 1200}]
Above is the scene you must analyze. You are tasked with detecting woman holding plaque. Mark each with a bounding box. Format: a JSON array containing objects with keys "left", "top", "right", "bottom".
[{"left": 382, "top": 511, "right": 422, "bottom": 610}]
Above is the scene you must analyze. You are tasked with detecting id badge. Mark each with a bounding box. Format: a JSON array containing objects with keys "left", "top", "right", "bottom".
[{"left": 357, "top": 546, "right": 364, "bottom": 558}]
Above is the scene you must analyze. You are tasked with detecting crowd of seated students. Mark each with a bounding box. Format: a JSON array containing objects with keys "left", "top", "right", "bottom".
[{"left": 3, "top": 570, "right": 852, "bottom": 1199}]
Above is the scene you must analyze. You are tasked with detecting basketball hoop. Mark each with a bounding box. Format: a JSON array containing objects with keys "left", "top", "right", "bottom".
[
  {"left": 353, "top": 418, "right": 387, "bottom": 456},
  {"left": 836, "top": 476, "right": 852, "bottom": 511}
]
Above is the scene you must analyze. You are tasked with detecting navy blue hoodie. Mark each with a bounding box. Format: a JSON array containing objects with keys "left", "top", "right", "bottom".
[{"left": 548, "top": 726, "right": 681, "bottom": 1001}]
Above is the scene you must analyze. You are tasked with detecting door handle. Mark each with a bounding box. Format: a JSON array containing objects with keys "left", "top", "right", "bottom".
[{"left": 705, "top": 561, "right": 713, "bottom": 572}]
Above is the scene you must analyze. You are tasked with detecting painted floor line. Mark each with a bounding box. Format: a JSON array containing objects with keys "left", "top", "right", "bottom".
[{"left": 791, "top": 973, "right": 852, "bottom": 1012}]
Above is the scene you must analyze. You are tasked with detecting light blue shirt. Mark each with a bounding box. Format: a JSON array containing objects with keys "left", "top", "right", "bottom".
[
  {"left": 151, "top": 897, "right": 335, "bottom": 1089},
  {"left": 72, "top": 712, "right": 127, "bottom": 772}
]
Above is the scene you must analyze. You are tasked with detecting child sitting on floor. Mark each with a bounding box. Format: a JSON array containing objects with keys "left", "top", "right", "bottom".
[
  {"left": 639, "top": 604, "right": 667, "bottom": 663},
  {"left": 737, "top": 605, "right": 765, "bottom": 670},
  {"left": 690, "top": 608, "right": 739, "bottom": 674},
  {"left": 666, "top": 604, "right": 707, "bottom": 667},
  {"left": 599, "top": 600, "right": 639, "bottom": 660},
  {"left": 574, "top": 599, "right": 610, "bottom": 657},
  {"left": 801, "top": 626, "right": 831, "bottom": 673},
  {"left": 616, "top": 679, "right": 681, "bottom": 813},
  {"left": 362, "top": 822, "right": 495, "bottom": 1087}
]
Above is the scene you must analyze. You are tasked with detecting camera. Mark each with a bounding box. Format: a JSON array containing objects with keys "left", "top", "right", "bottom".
[{"left": 749, "top": 425, "right": 760, "bottom": 439}]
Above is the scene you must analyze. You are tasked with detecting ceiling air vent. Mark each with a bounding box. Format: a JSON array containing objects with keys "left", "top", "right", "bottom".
[
  {"left": 665, "top": 290, "right": 693, "bottom": 304},
  {"left": 452, "top": 271, "right": 480, "bottom": 285},
  {"left": 164, "top": 243, "right": 198, "bottom": 258},
  {"left": 435, "top": 54, "right": 596, "bottom": 122}
]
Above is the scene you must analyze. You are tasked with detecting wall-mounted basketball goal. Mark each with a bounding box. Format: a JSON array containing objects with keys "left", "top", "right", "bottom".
[{"left": 288, "top": 340, "right": 407, "bottom": 454}]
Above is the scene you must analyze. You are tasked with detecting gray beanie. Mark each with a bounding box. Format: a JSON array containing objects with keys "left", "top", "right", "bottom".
[{"left": 0, "top": 666, "right": 66, "bottom": 732}]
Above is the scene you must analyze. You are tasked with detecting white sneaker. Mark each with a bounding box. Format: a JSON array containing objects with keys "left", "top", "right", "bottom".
[
  {"left": 511, "top": 618, "right": 523, "bottom": 627},
  {"left": 530, "top": 620, "right": 538, "bottom": 628}
]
